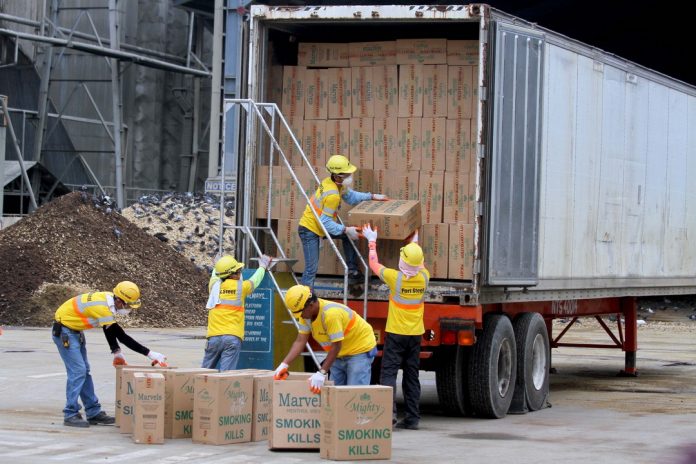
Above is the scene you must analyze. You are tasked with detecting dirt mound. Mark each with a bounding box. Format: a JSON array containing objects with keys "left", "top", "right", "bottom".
[{"left": 0, "top": 192, "right": 209, "bottom": 327}]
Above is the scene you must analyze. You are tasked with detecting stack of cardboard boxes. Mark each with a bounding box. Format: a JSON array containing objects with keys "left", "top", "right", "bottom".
[{"left": 257, "top": 38, "right": 477, "bottom": 280}]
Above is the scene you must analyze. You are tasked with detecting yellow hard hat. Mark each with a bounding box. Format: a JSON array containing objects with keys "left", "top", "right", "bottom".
[
  {"left": 214, "top": 255, "right": 244, "bottom": 278},
  {"left": 326, "top": 154, "right": 357, "bottom": 174},
  {"left": 284, "top": 285, "right": 312, "bottom": 315},
  {"left": 113, "top": 281, "right": 142, "bottom": 309},
  {"left": 400, "top": 242, "right": 424, "bottom": 267}
]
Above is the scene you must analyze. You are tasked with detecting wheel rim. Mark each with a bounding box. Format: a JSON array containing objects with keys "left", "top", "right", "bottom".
[
  {"left": 531, "top": 333, "right": 547, "bottom": 390},
  {"left": 496, "top": 338, "right": 512, "bottom": 397}
]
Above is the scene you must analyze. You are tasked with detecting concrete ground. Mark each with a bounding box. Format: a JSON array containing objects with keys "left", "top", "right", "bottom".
[{"left": 0, "top": 324, "right": 694, "bottom": 464}]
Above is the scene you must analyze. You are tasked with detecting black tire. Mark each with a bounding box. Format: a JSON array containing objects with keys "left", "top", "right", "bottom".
[
  {"left": 513, "top": 312, "right": 550, "bottom": 411},
  {"left": 468, "top": 314, "right": 517, "bottom": 418},
  {"left": 435, "top": 345, "right": 472, "bottom": 416}
]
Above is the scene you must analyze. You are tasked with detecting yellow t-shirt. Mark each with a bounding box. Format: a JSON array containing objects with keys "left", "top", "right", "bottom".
[
  {"left": 298, "top": 177, "right": 342, "bottom": 237},
  {"left": 298, "top": 299, "right": 376, "bottom": 357},
  {"left": 54, "top": 292, "right": 116, "bottom": 331},
  {"left": 207, "top": 277, "right": 253, "bottom": 339},
  {"left": 379, "top": 267, "right": 430, "bottom": 336}
]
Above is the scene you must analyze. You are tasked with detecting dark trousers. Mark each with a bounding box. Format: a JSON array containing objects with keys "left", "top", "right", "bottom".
[{"left": 380, "top": 333, "right": 421, "bottom": 425}]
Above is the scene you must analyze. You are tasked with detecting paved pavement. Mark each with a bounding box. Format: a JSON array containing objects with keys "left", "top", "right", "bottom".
[{"left": 0, "top": 326, "right": 694, "bottom": 464}]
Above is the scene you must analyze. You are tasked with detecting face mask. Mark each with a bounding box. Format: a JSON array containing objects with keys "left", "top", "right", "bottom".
[
  {"left": 341, "top": 175, "right": 353, "bottom": 188},
  {"left": 116, "top": 309, "right": 131, "bottom": 316}
]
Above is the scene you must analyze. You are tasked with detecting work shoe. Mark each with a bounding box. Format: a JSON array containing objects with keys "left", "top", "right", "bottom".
[
  {"left": 64, "top": 414, "right": 89, "bottom": 428},
  {"left": 87, "top": 411, "right": 115, "bottom": 425},
  {"left": 348, "top": 271, "right": 364, "bottom": 284},
  {"left": 395, "top": 420, "right": 419, "bottom": 430}
]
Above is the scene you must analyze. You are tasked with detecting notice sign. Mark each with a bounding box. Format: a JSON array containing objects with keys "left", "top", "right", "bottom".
[{"left": 238, "top": 271, "right": 274, "bottom": 369}]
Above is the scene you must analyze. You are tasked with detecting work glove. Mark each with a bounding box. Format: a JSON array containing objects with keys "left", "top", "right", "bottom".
[
  {"left": 147, "top": 350, "right": 167, "bottom": 366},
  {"left": 362, "top": 223, "right": 378, "bottom": 243},
  {"left": 274, "top": 362, "right": 289, "bottom": 380},
  {"left": 258, "top": 254, "right": 274, "bottom": 270},
  {"left": 372, "top": 193, "right": 388, "bottom": 201},
  {"left": 345, "top": 226, "right": 360, "bottom": 241},
  {"left": 410, "top": 230, "right": 419, "bottom": 244},
  {"left": 309, "top": 370, "right": 326, "bottom": 394},
  {"left": 112, "top": 350, "right": 127, "bottom": 367}
]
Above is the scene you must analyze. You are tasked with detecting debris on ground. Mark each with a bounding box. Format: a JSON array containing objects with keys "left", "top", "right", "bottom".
[{"left": 0, "top": 192, "right": 209, "bottom": 327}]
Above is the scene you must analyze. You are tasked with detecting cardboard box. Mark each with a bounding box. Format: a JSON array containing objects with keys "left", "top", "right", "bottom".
[
  {"left": 255, "top": 165, "right": 282, "bottom": 219},
  {"left": 373, "top": 170, "right": 419, "bottom": 201},
  {"left": 305, "top": 69, "right": 328, "bottom": 120},
  {"left": 283, "top": 165, "right": 321, "bottom": 220},
  {"left": 133, "top": 373, "right": 165, "bottom": 444},
  {"left": 119, "top": 366, "right": 173, "bottom": 434},
  {"left": 421, "top": 117, "right": 446, "bottom": 171},
  {"left": 448, "top": 223, "right": 474, "bottom": 280},
  {"left": 447, "top": 65, "right": 473, "bottom": 119},
  {"left": 471, "top": 65, "right": 479, "bottom": 122},
  {"left": 419, "top": 171, "right": 444, "bottom": 224},
  {"left": 278, "top": 116, "right": 304, "bottom": 166},
  {"left": 443, "top": 172, "right": 469, "bottom": 224},
  {"left": 396, "top": 38, "right": 447, "bottom": 65},
  {"left": 164, "top": 368, "right": 216, "bottom": 439},
  {"left": 445, "top": 118, "right": 472, "bottom": 173},
  {"left": 115, "top": 364, "right": 153, "bottom": 427},
  {"left": 351, "top": 67, "right": 374, "bottom": 118},
  {"left": 251, "top": 373, "right": 275, "bottom": 442},
  {"left": 302, "top": 120, "right": 327, "bottom": 167},
  {"left": 192, "top": 372, "right": 255, "bottom": 445},
  {"left": 298, "top": 42, "right": 350, "bottom": 67},
  {"left": 397, "top": 117, "right": 422, "bottom": 171},
  {"left": 374, "top": 239, "right": 401, "bottom": 270},
  {"left": 422, "top": 65, "right": 448, "bottom": 117},
  {"left": 327, "top": 68, "right": 352, "bottom": 119},
  {"left": 277, "top": 218, "right": 304, "bottom": 272},
  {"left": 372, "top": 65, "right": 398, "bottom": 118},
  {"left": 326, "top": 119, "right": 351, "bottom": 158},
  {"left": 447, "top": 40, "right": 479, "bottom": 65},
  {"left": 348, "top": 41, "right": 397, "bottom": 67},
  {"left": 281, "top": 66, "right": 306, "bottom": 120},
  {"left": 269, "top": 377, "right": 324, "bottom": 450},
  {"left": 373, "top": 118, "right": 398, "bottom": 171},
  {"left": 347, "top": 200, "right": 421, "bottom": 240},
  {"left": 398, "top": 64, "right": 423, "bottom": 117},
  {"left": 320, "top": 386, "right": 393, "bottom": 461},
  {"left": 341, "top": 168, "right": 375, "bottom": 216},
  {"left": 420, "top": 224, "right": 449, "bottom": 279},
  {"left": 318, "top": 238, "right": 345, "bottom": 276},
  {"left": 349, "top": 118, "right": 374, "bottom": 169}
]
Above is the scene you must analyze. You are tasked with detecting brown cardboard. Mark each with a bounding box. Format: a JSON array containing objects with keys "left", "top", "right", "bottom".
[
  {"left": 349, "top": 118, "right": 374, "bottom": 169},
  {"left": 447, "top": 65, "right": 473, "bottom": 119},
  {"left": 318, "top": 238, "right": 345, "bottom": 275},
  {"left": 374, "top": 239, "right": 401, "bottom": 270},
  {"left": 351, "top": 67, "right": 374, "bottom": 118},
  {"left": 422, "top": 65, "right": 448, "bottom": 117},
  {"left": 373, "top": 118, "right": 398, "bottom": 171},
  {"left": 298, "top": 42, "right": 350, "bottom": 67},
  {"left": 255, "top": 165, "right": 282, "bottom": 219},
  {"left": 326, "top": 119, "right": 351, "bottom": 158},
  {"left": 373, "top": 170, "right": 419, "bottom": 201},
  {"left": 419, "top": 171, "right": 444, "bottom": 224},
  {"left": 471, "top": 65, "right": 479, "bottom": 122},
  {"left": 278, "top": 116, "right": 305, "bottom": 166},
  {"left": 348, "top": 41, "right": 397, "bottom": 67},
  {"left": 447, "top": 40, "right": 479, "bottom": 65},
  {"left": 421, "top": 117, "right": 446, "bottom": 171},
  {"left": 448, "top": 223, "right": 474, "bottom": 280},
  {"left": 282, "top": 165, "right": 320, "bottom": 220},
  {"left": 164, "top": 368, "right": 216, "bottom": 439},
  {"left": 120, "top": 366, "right": 173, "bottom": 434},
  {"left": 133, "top": 373, "right": 165, "bottom": 445},
  {"left": 341, "top": 168, "right": 375, "bottom": 216},
  {"left": 396, "top": 38, "right": 447, "bottom": 65},
  {"left": 327, "top": 68, "right": 352, "bottom": 119},
  {"left": 397, "top": 64, "right": 423, "bottom": 117},
  {"left": 269, "top": 378, "right": 324, "bottom": 450},
  {"left": 445, "top": 118, "right": 472, "bottom": 173},
  {"left": 396, "top": 117, "right": 422, "bottom": 171},
  {"left": 277, "top": 218, "right": 304, "bottom": 272},
  {"left": 347, "top": 200, "right": 421, "bottom": 240},
  {"left": 251, "top": 373, "right": 275, "bottom": 442},
  {"left": 302, "top": 120, "right": 327, "bottom": 167},
  {"left": 372, "top": 65, "right": 398, "bottom": 118},
  {"left": 443, "top": 172, "right": 469, "bottom": 224},
  {"left": 420, "top": 224, "right": 449, "bottom": 279},
  {"left": 305, "top": 69, "right": 328, "bottom": 120},
  {"left": 192, "top": 372, "right": 254, "bottom": 445},
  {"left": 115, "top": 364, "right": 153, "bottom": 427},
  {"left": 281, "top": 66, "right": 306, "bottom": 120},
  {"left": 320, "top": 386, "right": 393, "bottom": 461}
]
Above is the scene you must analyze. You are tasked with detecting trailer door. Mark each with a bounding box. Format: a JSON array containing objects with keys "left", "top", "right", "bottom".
[{"left": 485, "top": 23, "right": 544, "bottom": 286}]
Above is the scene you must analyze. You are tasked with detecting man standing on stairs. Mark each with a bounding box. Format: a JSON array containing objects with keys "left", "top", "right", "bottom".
[
  {"left": 202, "top": 254, "right": 273, "bottom": 370},
  {"left": 297, "top": 154, "right": 388, "bottom": 290}
]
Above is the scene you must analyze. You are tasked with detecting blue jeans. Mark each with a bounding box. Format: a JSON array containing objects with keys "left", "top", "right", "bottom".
[
  {"left": 52, "top": 326, "right": 102, "bottom": 420},
  {"left": 201, "top": 335, "right": 242, "bottom": 371},
  {"left": 330, "top": 347, "right": 376, "bottom": 386},
  {"left": 298, "top": 225, "right": 358, "bottom": 289}
]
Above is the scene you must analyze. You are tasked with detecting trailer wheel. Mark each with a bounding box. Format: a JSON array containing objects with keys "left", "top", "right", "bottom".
[
  {"left": 513, "top": 312, "right": 550, "bottom": 411},
  {"left": 468, "top": 314, "right": 517, "bottom": 418},
  {"left": 435, "top": 345, "right": 471, "bottom": 416}
]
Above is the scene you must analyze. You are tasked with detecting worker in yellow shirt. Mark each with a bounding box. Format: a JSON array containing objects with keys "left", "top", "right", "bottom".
[
  {"left": 362, "top": 225, "right": 429, "bottom": 430},
  {"left": 298, "top": 154, "right": 387, "bottom": 290},
  {"left": 202, "top": 254, "right": 273, "bottom": 370},
  {"left": 52, "top": 281, "right": 167, "bottom": 428},
  {"left": 273, "top": 284, "right": 377, "bottom": 393}
]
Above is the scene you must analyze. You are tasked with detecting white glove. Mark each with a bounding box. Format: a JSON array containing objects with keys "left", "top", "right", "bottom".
[
  {"left": 258, "top": 254, "right": 273, "bottom": 270},
  {"left": 274, "top": 362, "right": 289, "bottom": 380},
  {"left": 362, "top": 223, "right": 378, "bottom": 243},
  {"left": 309, "top": 370, "right": 326, "bottom": 394},
  {"left": 345, "top": 226, "right": 360, "bottom": 241},
  {"left": 372, "top": 193, "right": 388, "bottom": 201},
  {"left": 147, "top": 350, "right": 167, "bottom": 365},
  {"left": 410, "top": 230, "right": 419, "bottom": 244},
  {"left": 112, "top": 350, "right": 127, "bottom": 366}
]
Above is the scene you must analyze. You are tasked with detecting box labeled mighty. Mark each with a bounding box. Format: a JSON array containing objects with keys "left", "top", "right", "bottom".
[
  {"left": 163, "top": 368, "right": 216, "bottom": 439},
  {"left": 132, "top": 372, "right": 165, "bottom": 445},
  {"left": 347, "top": 200, "right": 421, "bottom": 240}
]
